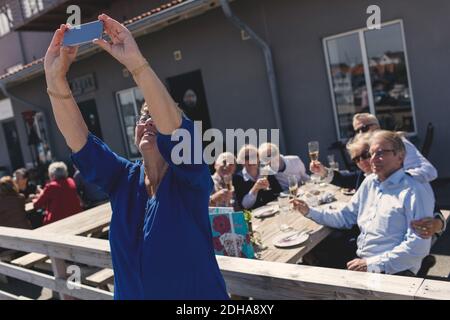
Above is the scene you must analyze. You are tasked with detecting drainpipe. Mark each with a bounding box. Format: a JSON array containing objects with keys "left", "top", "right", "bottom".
[
  {"left": 17, "top": 32, "right": 28, "bottom": 67},
  {"left": 219, "top": 0, "right": 286, "bottom": 153}
]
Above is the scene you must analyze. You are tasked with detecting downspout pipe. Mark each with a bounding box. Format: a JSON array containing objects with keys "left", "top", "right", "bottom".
[{"left": 219, "top": 0, "right": 286, "bottom": 153}]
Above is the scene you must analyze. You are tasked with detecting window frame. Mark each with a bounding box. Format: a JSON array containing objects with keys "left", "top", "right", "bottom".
[
  {"left": 0, "top": 4, "right": 13, "bottom": 37},
  {"left": 115, "top": 87, "right": 142, "bottom": 160},
  {"left": 21, "top": 0, "right": 44, "bottom": 19},
  {"left": 323, "top": 19, "right": 417, "bottom": 140}
]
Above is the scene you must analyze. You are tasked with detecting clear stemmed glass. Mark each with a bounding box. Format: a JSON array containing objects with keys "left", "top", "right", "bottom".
[
  {"left": 259, "top": 161, "right": 273, "bottom": 191},
  {"left": 288, "top": 175, "right": 298, "bottom": 199},
  {"left": 308, "top": 141, "right": 320, "bottom": 162}
]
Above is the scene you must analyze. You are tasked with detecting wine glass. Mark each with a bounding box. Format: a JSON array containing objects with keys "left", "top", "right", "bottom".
[
  {"left": 277, "top": 194, "right": 292, "bottom": 232},
  {"left": 259, "top": 161, "right": 273, "bottom": 191},
  {"left": 223, "top": 174, "right": 234, "bottom": 207},
  {"left": 308, "top": 141, "right": 320, "bottom": 162},
  {"left": 288, "top": 175, "right": 298, "bottom": 199},
  {"left": 327, "top": 154, "right": 339, "bottom": 171}
]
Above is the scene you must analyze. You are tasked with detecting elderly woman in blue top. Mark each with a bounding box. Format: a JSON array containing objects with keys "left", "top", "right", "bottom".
[{"left": 43, "top": 14, "right": 228, "bottom": 300}]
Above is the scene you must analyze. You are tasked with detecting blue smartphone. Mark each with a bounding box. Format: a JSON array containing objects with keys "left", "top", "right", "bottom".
[{"left": 63, "top": 20, "right": 104, "bottom": 46}]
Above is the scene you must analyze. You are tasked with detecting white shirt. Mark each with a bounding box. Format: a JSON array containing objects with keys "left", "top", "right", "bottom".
[
  {"left": 402, "top": 137, "right": 437, "bottom": 183},
  {"left": 275, "top": 155, "right": 309, "bottom": 191},
  {"left": 241, "top": 167, "right": 258, "bottom": 209}
]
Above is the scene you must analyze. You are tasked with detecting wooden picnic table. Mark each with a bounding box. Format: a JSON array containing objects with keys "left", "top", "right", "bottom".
[
  {"left": 12, "top": 202, "right": 112, "bottom": 268},
  {"left": 251, "top": 183, "right": 352, "bottom": 264}
]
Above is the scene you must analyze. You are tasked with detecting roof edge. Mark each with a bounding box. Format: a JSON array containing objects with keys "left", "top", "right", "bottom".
[{"left": 0, "top": 0, "right": 222, "bottom": 88}]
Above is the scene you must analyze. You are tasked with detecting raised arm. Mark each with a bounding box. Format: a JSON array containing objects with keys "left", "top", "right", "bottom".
[
  {"left": 44, "top": 24, "right": 88, "bottom": 152},
  {"left": 93, "top": 14, "right": 181, "bottom": 134}
]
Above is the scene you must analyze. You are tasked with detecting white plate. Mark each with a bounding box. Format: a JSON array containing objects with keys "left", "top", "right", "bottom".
[
  {"left": 272, "top": 231, "right": 309, "bottom": 248},
  {"left": 342, "top": 188, "right": 356, "bottom": 196},
  {"left": 253, "top": 206, "right": 278, "bottom": 218}
]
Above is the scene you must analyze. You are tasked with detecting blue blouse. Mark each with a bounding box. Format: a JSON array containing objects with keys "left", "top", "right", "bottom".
[{"left": 71, "top": 117, "right": 228, "bottom": 300}]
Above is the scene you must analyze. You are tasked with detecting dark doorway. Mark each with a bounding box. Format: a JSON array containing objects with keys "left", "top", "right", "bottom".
[
  {"left": 78, "top": 100, "right": 103, "bottom": 139},
  {"left": 2, "top": 120, "right": 24, "bottom": 170},
  {"left": 166, "top": 70, "right": 212, "bottom": 131}
]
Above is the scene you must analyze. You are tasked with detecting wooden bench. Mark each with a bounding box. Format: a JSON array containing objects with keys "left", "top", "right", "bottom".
[
  {"left": 85, "top": 268, "right": 114, "bottom": 290},
  {"left": 0, "top": 289, "right": 31, "bottom": 300}
]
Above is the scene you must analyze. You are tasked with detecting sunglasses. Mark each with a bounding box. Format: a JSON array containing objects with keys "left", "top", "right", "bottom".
[
  {"left": 352, "top": 150, "right": 371, "bottom": 163},
  {"left": 354, "top": 124, "right": 373, "bottom": 134}
]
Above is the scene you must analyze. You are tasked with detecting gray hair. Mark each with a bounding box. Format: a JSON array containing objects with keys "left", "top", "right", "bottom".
[
  {"left": 346, "top": 132, "right": 372, "bottom": 159},
  {"left": 369, "top": 130, "right": 406, "bottom": 157},
  {"left": 258, "top": 142, "right": 280, "bottom": 162},
  {"left": 48, "top": 162, "right": 68, "bottom": 180},
  {"left": 237, "top": 144, "right": 258, "bottom": 165},
  {"left": 353, "top": 113, "right": 380, "bottom": 128},
  {"left": 215, "top": 152, "right": 236, "bottom": 166}
]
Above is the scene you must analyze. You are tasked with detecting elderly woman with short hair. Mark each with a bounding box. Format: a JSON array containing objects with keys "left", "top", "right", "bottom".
[
  {"left": 233, "top": 144, "right": 282, "bottom": 210},
  {"left": 209, "top": 152, "right": 236, "bottom": 207},
  {"left": 310, "top": 133, "right": 372, "bottom": 191},
  {"left": 32, "top": 161, "right": 82, "bottom": 225}
]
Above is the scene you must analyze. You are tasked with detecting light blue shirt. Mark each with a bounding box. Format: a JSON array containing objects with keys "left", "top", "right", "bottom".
[
  {"left": 307, "top": 169, "right": 435, "bottom": 274},
  {"left": 403, "top": 138, "right": 437, "bottom": 183}
]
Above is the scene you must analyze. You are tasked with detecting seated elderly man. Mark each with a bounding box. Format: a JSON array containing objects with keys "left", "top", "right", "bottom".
[
  {"left": 209, "top": 152, "right": 236, "bottom": 207},
  {"left": 352, "top": 113, "right": 444, "bottom": 240},
  {"left": 258, "top": 142, "right": 309, "bottom": 191},
  {"left": 293, "top": 130, "right": 434, "bottom": 275}
]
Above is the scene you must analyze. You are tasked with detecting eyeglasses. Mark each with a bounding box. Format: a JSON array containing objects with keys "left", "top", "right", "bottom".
[
  {"left": 354, "top": 124, "right": 373, "bottom": 134},
  {"left": 136, "top": 114, "right": 151, "bottom": 125},
  {"left": 368, "top": 149, "right": 396, "bottom": 159},
  {"left": 351, "top": 150, "right": 370, "bottom": 163}
]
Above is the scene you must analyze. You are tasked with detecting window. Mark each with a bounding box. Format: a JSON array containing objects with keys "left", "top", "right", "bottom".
[
  {"left": 116, "top": 87, "right": 145, "bottom": 159},
  {"left": 21, "top": 0, "right": 44, "bottom": 19},
  {"left": 324, "top": 21, "right": 416, "bottom": 140},
  {"left": 0, "top": 5, "right": 13, "bottom": 37}
]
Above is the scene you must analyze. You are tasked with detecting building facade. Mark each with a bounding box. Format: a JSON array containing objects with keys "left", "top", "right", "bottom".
[{"left": 0, "top": 0, "right": 449, "bottom": 178}]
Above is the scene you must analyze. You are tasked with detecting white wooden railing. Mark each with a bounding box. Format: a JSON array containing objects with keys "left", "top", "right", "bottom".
[{"left": 1, "top": 226, "right": 450, "bottom": 300}]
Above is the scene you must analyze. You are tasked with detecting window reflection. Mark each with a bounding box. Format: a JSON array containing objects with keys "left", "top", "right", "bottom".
[
  {"left": 325, "top": 21, "right": 416, "bottom": 139},
  {"left": 365, "top": 23, "right": 414, "bottom": 132},
  {"left": 326, "top": 34, "right": 368, "bottom": 139},
  {"left": 117, "top": 87, "right": 144, "bottom": 159}
]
